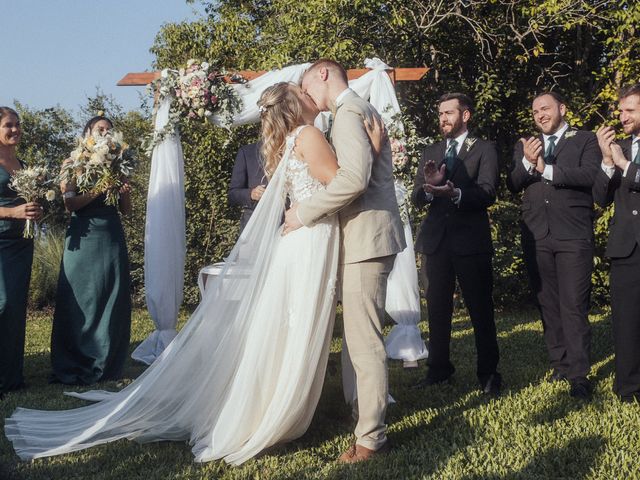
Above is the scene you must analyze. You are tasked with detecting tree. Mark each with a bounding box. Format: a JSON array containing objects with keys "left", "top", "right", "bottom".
[{"left": 147, "top": 0, "right": 638, "bottom": 306}]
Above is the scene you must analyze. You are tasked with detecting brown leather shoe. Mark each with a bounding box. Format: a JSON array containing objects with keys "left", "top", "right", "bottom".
[{"left": 337, "top": 442, "right": 390, "bottom": 463}]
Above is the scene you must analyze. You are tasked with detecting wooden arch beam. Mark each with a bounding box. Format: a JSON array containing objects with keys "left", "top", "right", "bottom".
[{"left": 117, "top": 67, "right": 428, "bottom": 87}]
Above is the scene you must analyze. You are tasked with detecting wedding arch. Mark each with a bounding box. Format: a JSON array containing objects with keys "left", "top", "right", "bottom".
[{"left": 118, "top": 59, "right": 429, "bottom": 372}]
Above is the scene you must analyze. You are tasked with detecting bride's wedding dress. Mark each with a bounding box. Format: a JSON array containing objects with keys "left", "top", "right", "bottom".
[{"left": 5, "top": 126, "right": 339, "bottom": 465}]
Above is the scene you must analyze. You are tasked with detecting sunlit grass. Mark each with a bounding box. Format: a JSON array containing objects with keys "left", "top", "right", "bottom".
[{"left": 1, "top": 307, "right": 637, "bottom": 480}]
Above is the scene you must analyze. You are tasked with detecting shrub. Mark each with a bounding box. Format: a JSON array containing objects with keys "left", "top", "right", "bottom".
[{"left": 28, "top": 227, "right": 65, "bottom": 309}]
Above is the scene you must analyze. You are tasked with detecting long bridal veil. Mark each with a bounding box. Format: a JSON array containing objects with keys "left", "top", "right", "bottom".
[{"left": 5, "top": 135, "right": 338, "bottom": 465}]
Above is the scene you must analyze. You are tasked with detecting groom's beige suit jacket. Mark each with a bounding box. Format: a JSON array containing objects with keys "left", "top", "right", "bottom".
[{"left": 297, "top": 90, "right": 406, "bottom": 264}]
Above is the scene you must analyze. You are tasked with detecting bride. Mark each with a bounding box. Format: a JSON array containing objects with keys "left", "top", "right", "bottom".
[{"left": 5, "top": 82, "right": 384, "bottom": 465}]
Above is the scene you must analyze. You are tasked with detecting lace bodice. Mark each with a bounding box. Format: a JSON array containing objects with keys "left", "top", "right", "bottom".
[{"left": 284, "top": 126, "right": 325, "bottom": 204}]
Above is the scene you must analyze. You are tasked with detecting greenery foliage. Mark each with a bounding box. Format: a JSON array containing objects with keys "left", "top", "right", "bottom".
[
  {"left": 1, "top": 308, "right": 637, "bottom": 479},
  {"left": 11, "top": 0, "right": 640, "bottom": 307},
  {"left": 147, "top": 0, "right": 640, "bottom": 307},
  {"left": 28, "top": 228, "right": 65, "bottom": 309}
]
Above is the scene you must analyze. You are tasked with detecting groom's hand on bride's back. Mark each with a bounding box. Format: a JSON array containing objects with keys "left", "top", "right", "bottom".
[{"left": 283, "top": 203, "right": 303, "bottom": 235}]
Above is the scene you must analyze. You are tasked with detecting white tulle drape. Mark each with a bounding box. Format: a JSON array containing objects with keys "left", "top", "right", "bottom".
[
  {"left": 6, "top": 138, "right": 339, "bottom": 464},
  {"left": 133, "top": 98, "right": 185, "bottom": 364},
  {"left": 141, "top": 58, "right": 425, "bottom": 365}
]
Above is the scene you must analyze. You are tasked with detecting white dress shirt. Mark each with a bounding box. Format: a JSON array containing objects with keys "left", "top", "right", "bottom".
[
  {"left": 335, "top": 88, "right": 352, "bottom": 108},
  {"left": 523, "top": 122, "right": 569, "bottom": 181}
]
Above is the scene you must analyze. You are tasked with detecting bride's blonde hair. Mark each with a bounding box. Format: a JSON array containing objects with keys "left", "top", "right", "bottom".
[{"left": 257, "top": 82, "right": 305, "bottom": 177}]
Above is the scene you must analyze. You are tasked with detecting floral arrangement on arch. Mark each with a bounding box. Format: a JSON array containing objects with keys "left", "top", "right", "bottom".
[
  {"left": 144, "top": 59, "right": 243, "bottom": 154},
  {"left": 9, "top": 166, "right": 56, "bottom": 238},
  {"left": 61, "top": 130, "right": 136, "bottom": 207},
  {"left": 384, "top": 108, "right": 430, "bottom": 222}
]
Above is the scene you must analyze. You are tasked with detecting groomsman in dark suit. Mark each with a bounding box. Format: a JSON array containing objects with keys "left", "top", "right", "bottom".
[
  {"left": 593, "top": 83, "right": 640, "bottom": 403},
  {"left": 228, "top": 142, "right": 267, "bottom": 232},
  {"left": 508, "top": 92, "right": 600, "bottom": 400},
  {"left": 412, "top": 93, "right": 501, "bottom": 395}
]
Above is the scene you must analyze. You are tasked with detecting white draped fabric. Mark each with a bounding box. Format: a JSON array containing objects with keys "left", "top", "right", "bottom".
[
  {"left": 140, "top": 58, "right": 425, "bottom": 365},
  {"left": 132, "top": 98, "right": 185, "bottom": 364},
  {"left": 6, "top": 131, "right": 340, "bottom": 464}
]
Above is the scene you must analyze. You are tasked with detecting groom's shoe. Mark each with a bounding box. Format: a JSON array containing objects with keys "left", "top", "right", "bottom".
[{"left": 338, "top": 442, "right": 390, "bottom": 464}]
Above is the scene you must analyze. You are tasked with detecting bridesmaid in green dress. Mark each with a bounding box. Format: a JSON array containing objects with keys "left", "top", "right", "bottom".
[
  {"left": 50, "top": 116, "right": 132, "bottom": 385},
  {"left": 0, "top": 107, "right": 43, "bottom": 395}
]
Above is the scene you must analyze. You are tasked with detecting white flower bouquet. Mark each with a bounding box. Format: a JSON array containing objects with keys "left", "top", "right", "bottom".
[
  {"left": 9, "top": 166, "right": 56, "bottom": 238},
  {"left": 62, "top": 130, "right": 136, "bottom": 207}
]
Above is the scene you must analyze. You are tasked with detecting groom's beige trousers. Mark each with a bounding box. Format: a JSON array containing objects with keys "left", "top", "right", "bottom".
[{"left": 340, "top": 254, "right": 396, "bottom": 450}]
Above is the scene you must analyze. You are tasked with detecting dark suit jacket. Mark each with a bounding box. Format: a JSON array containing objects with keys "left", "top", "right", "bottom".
[
  {"left": 592, "top": 137, "right": 640, "bottom": 258},
  {"left": 228, "top": 142, "right": 267, "bottom": 231},
  {"left": 507, "top": 129, "right": 600, "bottom": 241},
  {"left": 412, "top": 136, "right": 499, "bottom": 256}
]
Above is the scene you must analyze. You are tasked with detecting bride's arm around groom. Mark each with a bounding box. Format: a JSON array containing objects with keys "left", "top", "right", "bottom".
[{"left": 284, "top": 59, "right": 405, "bottom": 463}]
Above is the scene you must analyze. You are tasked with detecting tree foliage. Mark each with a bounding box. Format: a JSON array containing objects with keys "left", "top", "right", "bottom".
[{"left": 147, "top": 0, "right": 639, "bottom": 307}]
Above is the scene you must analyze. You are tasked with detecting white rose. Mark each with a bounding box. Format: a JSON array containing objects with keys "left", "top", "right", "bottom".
[{"left": 45, "top": 190, "right": 56, "bottom": 201}]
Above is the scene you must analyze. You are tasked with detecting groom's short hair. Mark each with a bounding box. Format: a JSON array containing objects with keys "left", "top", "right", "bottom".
[{"left": 306, "top": 59, "right": 348, "bottom": 84}]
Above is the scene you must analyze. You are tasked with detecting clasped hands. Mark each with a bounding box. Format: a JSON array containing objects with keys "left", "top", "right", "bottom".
[
  {"left": 422, "top": 160, "right": 458, "bottom": 198},
  {"left": 520, "top": 137, "right": 546, "bottom": 174},
  {"left": 596, "top": 126, "right": 628, "bottom": 170}
]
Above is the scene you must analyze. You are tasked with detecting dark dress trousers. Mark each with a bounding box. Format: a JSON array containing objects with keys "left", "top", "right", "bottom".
[
  {"left": 592, "top": 137, "right": 640, "bottom": 399},
  {"left": 412, "top": 137, "right": 500, "bottom": 382},
  {"left": 508, "top": 129, "right": 600, "bottom": 381},
  {"left": 228, "top": 142, "right": 267, "bottom": 232}
]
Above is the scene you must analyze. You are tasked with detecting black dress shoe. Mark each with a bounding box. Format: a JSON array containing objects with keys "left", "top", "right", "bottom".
[
  {"left": 620, "top": 394, "right": 640, "bottom": 404},
  {"left": 411, "top": 375, "right": 452, "bottom": 390},
  {"left": 480, "top": 373, "right": 502, "bottom": 396},
  {"left": 569, "top": 378, "right": 592, "bottom": 400},
  {"left": 549, "top": 370, "right": 567, "bottom": 383}
]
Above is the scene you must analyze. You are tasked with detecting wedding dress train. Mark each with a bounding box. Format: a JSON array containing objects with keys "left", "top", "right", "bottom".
[{"left": 5, "top": 126, "right": 339, "bottom": 465}]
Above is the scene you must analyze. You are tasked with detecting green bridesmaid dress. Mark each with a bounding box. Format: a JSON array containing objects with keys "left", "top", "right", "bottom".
[
  {"left": 0, "top": 163, "right": 33, "bottom": 394},
  {"left": 50, "top": 195, "right": 132, "bottom": 385}
]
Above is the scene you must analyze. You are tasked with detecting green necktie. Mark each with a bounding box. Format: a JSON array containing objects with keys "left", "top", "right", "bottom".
[
  {"left": 544, "top": 135, "right": 557, "bottom": 164},
  {"left": 633, "top": 140, "right": 640, "bottom": 165},
  {"left": 445, "top": 139, "right": 458, "bottom": 171}
]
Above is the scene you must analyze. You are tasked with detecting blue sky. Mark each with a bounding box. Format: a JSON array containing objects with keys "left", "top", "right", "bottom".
[{"left": 1, "top": 1, "right": 204, "bottom": 113}]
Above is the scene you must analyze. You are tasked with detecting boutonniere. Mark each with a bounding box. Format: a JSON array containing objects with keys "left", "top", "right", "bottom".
[
  {"left": 464, "top": 137, "right": 477, "bottom": 150},
  {"left": 564, "top": 130, "right": 577, "bottom": 139}
]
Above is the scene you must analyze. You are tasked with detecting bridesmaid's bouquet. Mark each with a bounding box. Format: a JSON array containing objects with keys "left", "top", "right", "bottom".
[
  {"left": 9, "top": 166, "right": 56, "bottom": 238},
  {"left": 62, "top": 131, "right": 136, "bottom": 207}
]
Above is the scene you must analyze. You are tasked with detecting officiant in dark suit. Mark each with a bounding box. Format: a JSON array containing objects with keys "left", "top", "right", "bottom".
[
  {"left": 228, "top": 142, "right": 267, "bottom": 232},
  {"left": 411, "top": 92, "right": 501, "bottom": 396},
  {"left": 508, "top": 91, "right": 600, "bottom": 400},
  {"left": 593, "top": 83, "right": 640, "bottom": 403}
]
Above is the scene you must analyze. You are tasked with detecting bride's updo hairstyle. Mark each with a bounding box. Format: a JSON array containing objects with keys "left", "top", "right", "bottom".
[{"left": 257, "top": 82, "right": 304, "bottom": 177}]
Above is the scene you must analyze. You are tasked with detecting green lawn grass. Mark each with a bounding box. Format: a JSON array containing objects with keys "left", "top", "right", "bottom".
[{"left": 1, "top": 307, "right": 638, "bottom": 480}]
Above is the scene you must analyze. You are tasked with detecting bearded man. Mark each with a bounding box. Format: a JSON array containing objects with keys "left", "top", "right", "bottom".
[
  {"left": 508, "top": 91, "right": 600, "bottom": 400},
  {"left": 411, "top": 92, "right": 501, "bottom": 395},
  {"left": 593, "top": 83, "right": 640, "bottom": 403}
]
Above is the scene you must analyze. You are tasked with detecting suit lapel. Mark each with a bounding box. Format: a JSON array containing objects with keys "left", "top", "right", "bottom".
[
  {"left": 435, "top": 139, "right": 447, "bottom": 169},
  {"left": 620, "top": 137, "right": 632, "bottom": 162},
  {"left": 550, "top": 128, "right": 573, "bottom": 161}
]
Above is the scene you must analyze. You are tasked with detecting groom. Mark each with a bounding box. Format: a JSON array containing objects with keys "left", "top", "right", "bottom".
[{"left": 283, "top": 59, "right": 406, "bottom": 462}]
